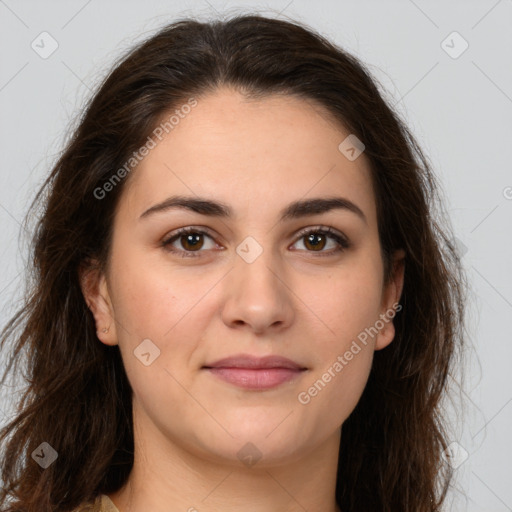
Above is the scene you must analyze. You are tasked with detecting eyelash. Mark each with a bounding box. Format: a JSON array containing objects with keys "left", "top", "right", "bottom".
[{"left": 161, "top": 226, "right": 351, "bottom": 258}]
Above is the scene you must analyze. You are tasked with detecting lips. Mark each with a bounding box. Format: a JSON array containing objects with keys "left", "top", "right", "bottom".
[
  {"left": 202, "top": 354, "right": 306, "bottom": 371},
  {"left": 202, "top": 354, "right": 307, "bottom": 390}
]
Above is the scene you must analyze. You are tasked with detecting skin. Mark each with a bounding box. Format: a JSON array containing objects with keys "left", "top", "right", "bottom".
[{"left": 80, "top": 87, "right": 405, "bottom": 512}]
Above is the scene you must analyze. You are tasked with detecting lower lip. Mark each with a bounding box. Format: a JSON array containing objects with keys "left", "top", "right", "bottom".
[{"left": 204, "top": 367, "right": 305, "bottom": 390}]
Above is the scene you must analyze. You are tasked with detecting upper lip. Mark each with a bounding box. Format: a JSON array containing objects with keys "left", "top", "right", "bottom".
[{"left": 202, "top": 354, "right": 306, "bottom": 370}]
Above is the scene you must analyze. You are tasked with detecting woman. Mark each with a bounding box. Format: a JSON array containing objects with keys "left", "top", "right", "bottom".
[{"left": 0, "top": 13, "right": 467, "bottom": 512}]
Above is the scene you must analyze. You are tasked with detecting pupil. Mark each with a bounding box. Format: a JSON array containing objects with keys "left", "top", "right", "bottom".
[
  {"left": 307, "top": 233, "right": 325, "bottom": 250},
  {"left": 184, "top": 233, "right": 202, "bottom": 250}
]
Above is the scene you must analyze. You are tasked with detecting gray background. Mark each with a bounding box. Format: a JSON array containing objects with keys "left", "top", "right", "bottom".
[{"left": 0, "top": 0, "right": 511, "bottom": 510}]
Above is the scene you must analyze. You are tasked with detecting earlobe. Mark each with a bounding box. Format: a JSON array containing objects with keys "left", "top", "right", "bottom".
[
  {"left": 375, "top": 249, "right": 406, "bottom": 351},
  {"left": 78, "top": 260, "right": 118, "bottom": 346},
  {"left": 375, "top": 318, "right": 397, "bottom": 351}
]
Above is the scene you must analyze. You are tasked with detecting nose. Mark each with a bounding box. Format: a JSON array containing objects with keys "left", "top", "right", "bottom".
[{"left": 220, "top": 248, "right": 295, "bottom": 335}]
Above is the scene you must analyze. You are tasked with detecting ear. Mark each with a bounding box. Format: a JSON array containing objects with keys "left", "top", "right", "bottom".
[
  {"left": 375, "top": 249, "right": 405, "bottom": 351},
  {"left": 78, "top": 259, "right": 118, "bottom": 346}
]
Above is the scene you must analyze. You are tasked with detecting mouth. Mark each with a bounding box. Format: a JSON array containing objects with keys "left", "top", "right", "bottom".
[
  {"left": 202, "top": 354, "right": 308, "bottom": 390},
  {"left": 203, "top": 367, "right": 307, "bottom": 390}
]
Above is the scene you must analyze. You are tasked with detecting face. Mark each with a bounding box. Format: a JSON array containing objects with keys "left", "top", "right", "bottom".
[{"left": 81, "top": 87, "right": 404, "bottom": 467}]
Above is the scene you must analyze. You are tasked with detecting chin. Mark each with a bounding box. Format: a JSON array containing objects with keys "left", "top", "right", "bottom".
[
  {"left": 205, "top": 439, "right": 309, "bottom": 469},
  {"left": 191, "top": 420, "right": 315, "bottom": 468}
]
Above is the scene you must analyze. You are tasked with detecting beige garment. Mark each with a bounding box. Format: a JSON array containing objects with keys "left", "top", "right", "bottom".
[{"left": 71, "top": 494, "right": 120, "bottom": 512}]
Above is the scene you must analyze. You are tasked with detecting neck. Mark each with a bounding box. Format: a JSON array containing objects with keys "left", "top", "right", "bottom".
[{"left": 108, "top": 403, "right": 342, "bottom": 512}]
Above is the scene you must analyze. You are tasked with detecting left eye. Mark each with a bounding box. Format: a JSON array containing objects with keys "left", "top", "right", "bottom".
[{"left": 161, "top": 226, "right": 350, "bottom": 258}]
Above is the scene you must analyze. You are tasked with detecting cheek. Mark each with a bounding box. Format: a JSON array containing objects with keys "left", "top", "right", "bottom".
[
  {"left": 296, "top": 339, "right": 374, "bottom": 438},
  {"left": 305, "top": 259, "right": 383, "bottom": 351},
  {"left": 293, "top": 257, "right": 382, "bottom": 423},
  {"left": 109, "top": 248, "right": 198, "bottom": 338},
  {"left": 108, "top": 249, "right": 216, "bottom": 384}
]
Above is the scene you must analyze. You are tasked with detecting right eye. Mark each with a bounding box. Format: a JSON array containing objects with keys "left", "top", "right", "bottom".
[{"left": 161, "top": 227, "right": 219, "bottom": 258}]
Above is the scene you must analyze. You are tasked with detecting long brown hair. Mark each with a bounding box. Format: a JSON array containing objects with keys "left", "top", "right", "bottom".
[{"left": 0, "top": 13, "right": 468, "bottom": 512}]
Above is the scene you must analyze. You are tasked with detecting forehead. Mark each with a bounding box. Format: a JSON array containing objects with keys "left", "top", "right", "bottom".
[{"left": 119, "top": 88, "right": 377, "bottom": 226}]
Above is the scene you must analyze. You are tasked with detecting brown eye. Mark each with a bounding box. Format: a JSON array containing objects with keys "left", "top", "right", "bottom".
[
  {"left": 162, "top": 228, "right": 216, "bottom": 257},
  {"left": 303, "top": 232, "right": 328, "bottom": 251},
  {"left": 178, "top": 232, "right": 205, "bottom": 251},
  {"left": 161, "top": 225, "right": 350, "bottom": 259},
  {"left": 292, "top": 227, "right": 350, "bottom": 256}
]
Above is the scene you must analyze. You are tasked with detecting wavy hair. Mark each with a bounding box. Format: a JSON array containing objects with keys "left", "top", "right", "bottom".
[{"left": 0, "top": 13, "right": 468, "bottom": 512}]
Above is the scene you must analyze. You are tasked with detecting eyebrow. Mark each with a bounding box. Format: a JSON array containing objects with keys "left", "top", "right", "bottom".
[{"left": 139, "top": 195, "right": 367, "bottom": 224}]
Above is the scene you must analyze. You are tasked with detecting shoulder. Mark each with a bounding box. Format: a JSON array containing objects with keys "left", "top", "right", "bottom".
[
  {"left": 69, "top": 495, "right": 101, "bottom": 512},
  {"left": 70, "top": 494, "right": 119, "bottom": 512}
]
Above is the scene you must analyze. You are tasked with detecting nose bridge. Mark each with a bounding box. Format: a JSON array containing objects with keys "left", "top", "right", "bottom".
[
  {"left": 221, "top": 233, "right": 293, "bottom": 332},
  {"left": 233, "top": 233, "right": 284, "bottom": 296}
]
